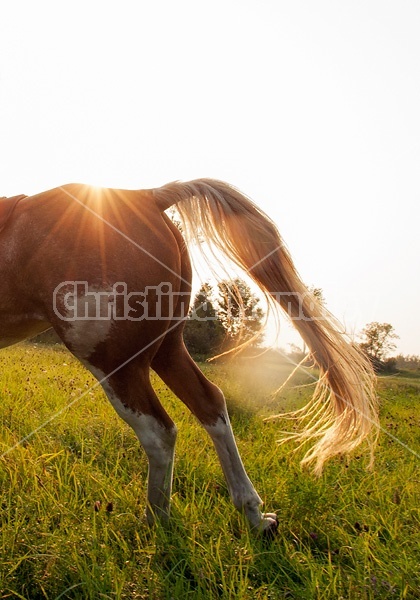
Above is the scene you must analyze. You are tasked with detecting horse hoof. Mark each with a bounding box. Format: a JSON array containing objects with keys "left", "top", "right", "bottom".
[{"left": 259, "top": 513, "right": 279, "bottom": 539}]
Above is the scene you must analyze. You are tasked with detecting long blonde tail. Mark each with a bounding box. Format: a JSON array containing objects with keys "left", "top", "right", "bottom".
[{"left": 153, "top": 178, "right": 378, "bottom": 474}]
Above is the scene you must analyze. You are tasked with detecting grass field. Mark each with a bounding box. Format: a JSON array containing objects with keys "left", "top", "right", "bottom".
[{"left": 0, "top": 344, "right": 419, "bottom": 599}]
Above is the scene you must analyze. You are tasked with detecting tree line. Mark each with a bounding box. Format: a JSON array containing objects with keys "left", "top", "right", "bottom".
[
  {"left": 183, "top": 282, "right": 419, "bottom": 373},
  {"left": 183, "top": 279, "right": 264, "bottom": 359}
]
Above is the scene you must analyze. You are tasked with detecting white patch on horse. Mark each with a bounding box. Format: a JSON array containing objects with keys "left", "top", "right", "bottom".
[
  {"left": 85, "top": 366, "right": 177, "bottom": 467},
  {"left": 62, "top": 291, "right": 113, "bottom": 359},
  {"left": 99, "top": 378, "right": 177, "bottom": 460}
]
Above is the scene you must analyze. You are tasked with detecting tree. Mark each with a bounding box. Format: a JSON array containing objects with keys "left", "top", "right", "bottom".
[
  {"left": 183, "top": 283, "right": 225, "bottom": 358},
  {"left": 359, "top": 322, "right": 399, "bottom": 362},
  {"left": 183, "top": 279, "right": 266, "bottom": 358},
  {"left": 217, "top": 278, "right": 265, "bottom": 349}
]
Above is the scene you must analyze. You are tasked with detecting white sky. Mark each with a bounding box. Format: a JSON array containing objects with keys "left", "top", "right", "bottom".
[{"left": 1, "top": 1, "right": 419, "bottom": 355}]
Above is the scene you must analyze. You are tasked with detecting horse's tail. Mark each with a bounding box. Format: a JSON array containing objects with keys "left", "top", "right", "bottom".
[{"left": 153, "top": 178, "right": 378, "bottom": 474}]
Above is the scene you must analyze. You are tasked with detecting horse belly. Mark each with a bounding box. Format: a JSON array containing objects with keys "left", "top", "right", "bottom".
[{"left": 0, "top": 313, "right": 51, "bottom": 348}]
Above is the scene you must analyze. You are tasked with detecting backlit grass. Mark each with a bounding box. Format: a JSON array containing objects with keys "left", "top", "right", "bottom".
[{"left": 0, "top": 344, "right": 419, "bottom": 599}]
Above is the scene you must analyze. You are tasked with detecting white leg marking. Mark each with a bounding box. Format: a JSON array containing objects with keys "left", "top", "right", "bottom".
[
  {"left": 204, "top": 413, "right": 277, "bottom": 532},
  {"left": 87, "top": 367, "right": 177, "bottom": 523}
]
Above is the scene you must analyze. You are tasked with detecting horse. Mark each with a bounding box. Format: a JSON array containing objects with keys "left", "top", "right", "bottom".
[{"left": 0, "top": 179, "right": 378, "bottom": 534}]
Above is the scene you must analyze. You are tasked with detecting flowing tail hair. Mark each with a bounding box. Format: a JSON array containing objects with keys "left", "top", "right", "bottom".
[{"left": 153, "top": 178, "right": 378, "bottom": 474}]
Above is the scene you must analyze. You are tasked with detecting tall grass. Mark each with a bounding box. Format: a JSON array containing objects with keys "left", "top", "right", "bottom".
[{"left": 0, "top": 345, "right": 419, "bottom": 599}]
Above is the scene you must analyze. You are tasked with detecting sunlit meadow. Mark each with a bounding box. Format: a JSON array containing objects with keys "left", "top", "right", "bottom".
[{"left": 0, "top": 344, "right": 419, "bottom": 599}]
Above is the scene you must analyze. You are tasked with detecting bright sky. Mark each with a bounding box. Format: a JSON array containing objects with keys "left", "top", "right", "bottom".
[{"left": 1, "top": 1, "right": 419, "bottom": 355}]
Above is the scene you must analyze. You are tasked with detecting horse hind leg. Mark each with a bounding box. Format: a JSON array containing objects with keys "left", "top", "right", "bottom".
[
  {"left": 87, "top": 360, "right": 177, "bottom": 524},
  {"left": 152, "top": 338, "right": 278, "bottom": 534}
]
